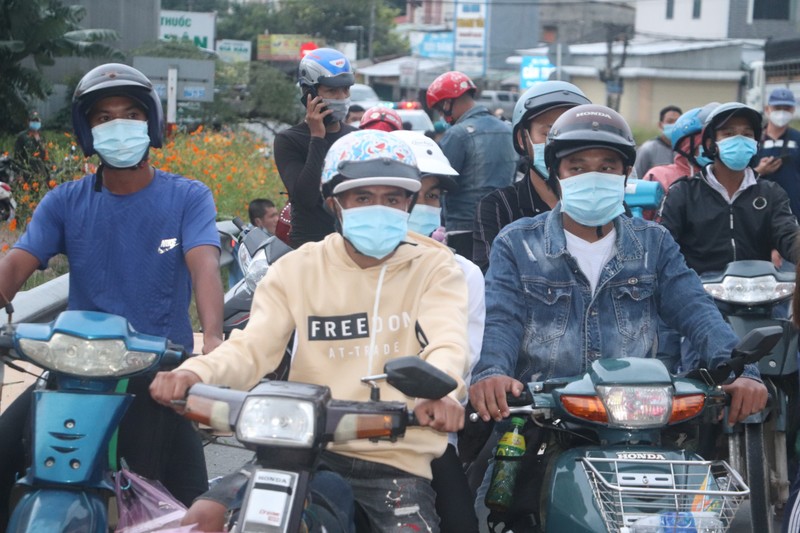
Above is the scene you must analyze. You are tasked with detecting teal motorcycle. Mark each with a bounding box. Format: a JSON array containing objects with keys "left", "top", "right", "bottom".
[{"left": 476, "top": 326, "right": 781, "bottom": 533}]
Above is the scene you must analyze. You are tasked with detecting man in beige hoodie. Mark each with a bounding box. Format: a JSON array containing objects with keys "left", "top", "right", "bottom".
[{"left": 151, "top": 130, "right": 470, "bottom": 532}]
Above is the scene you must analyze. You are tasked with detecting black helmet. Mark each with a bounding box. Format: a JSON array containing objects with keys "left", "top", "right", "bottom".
[
  {"left": 700, "top": 102, "right": 762, "bottom": 161},
  {"left": 72, "top": 63, "right": 164, "bottom": 157},
  {"left": 545, "top": 104, "right": 636, "bottom": 173},
  {"left": 511, "top": 81, "right": 591, "bottom": 155}
]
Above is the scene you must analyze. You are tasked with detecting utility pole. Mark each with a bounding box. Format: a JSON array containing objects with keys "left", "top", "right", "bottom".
[{"left": 368, "top": 0, "right": 376, "bottom": 61}]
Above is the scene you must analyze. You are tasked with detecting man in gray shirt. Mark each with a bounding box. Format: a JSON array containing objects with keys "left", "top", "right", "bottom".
[{"left": 635, "top": 104, "right": 682, "bottom": 178}]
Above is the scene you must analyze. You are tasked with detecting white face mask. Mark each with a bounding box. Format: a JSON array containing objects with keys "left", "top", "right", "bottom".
[{"left": 769, "top": 110, "right": 793, "bottom": 128}]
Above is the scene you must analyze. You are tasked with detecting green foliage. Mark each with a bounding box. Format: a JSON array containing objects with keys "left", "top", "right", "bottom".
[
  {"left": 0, "top": 0, "right": 124, "bottom": 134},
  {"left": 243, "top": 63, "right": 303, "bottom": 124},
  {"left": 161, "top": 0, "right": 230, "bottom": 11},
  {"left": 216, "top": 0, "right": 408, "bottom": 59},
  {"left": 130, "top": 39, "right": 216, "bottom": 60}
]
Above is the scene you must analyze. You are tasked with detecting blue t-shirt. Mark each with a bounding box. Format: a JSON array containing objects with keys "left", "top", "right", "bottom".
[
  {"left": 15, "top": 170, "right": 219, "bottom": 351},
  {"left": 758, "top": 127, "right": 800, "bottom": 218}
]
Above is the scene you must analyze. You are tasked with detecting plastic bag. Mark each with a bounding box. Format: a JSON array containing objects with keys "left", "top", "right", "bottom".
[{"left": 114, "top": 466, "right": 187, "bottom": 533}]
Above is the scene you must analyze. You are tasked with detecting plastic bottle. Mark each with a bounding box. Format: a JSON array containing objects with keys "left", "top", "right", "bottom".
[{"left": 485, "top": 416, "right": 527, "bottom": 511}]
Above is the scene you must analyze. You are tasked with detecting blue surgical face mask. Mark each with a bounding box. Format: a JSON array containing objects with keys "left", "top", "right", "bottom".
[
  {"left": 340, "top": 204, "right": 409, "bottom": 259},
  {"left": 694, "top": 147, "right": 713, "bottom": 169},
  {"left": 408, "top": 204, "right": 442, "bottom": 237},
  {"left": 559, "top": 171, "right": 625, "bottom": 227},
  {"left": 662, "top": 123, "right": 675, "bottom": 140},
  {"left": 92, "top": 119, "right": 150, "bottom": 168},
  {"left": 524, "top": 131, "right": 549, "bottom": 179},
  {"left": 29, "top": 121, "right": 41, "bottom": 131},
  {"left": 532, "top": 143, "right": 548, "bottom": 178},
  {"left": 716, "top": 135, "right": 758, "bottom": 171}
]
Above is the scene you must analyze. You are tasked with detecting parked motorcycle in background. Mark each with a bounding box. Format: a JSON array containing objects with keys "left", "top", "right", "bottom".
[
  {"left": 473, "top": 326, "right": 781, "bottom": 533},
  {"left": 702, "top": 260, "right": 798, "bottom": 531},
  {"left": 0, "top": 182, "right": 16, "bottom": 222},
  {"left": 0, "top": 155, "right": 15, "bottom": 184},
  {"left": 222, "top": 220, "right": 293, "bottom": 338}
]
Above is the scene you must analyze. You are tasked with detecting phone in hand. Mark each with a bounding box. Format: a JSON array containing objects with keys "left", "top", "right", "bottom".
[{"left": 301, "top": 87, "right": 333, "bottom": 126}]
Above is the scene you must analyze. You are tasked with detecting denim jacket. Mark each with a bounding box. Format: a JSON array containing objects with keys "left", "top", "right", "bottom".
[
  {"left": 473, "top": 205, "right": 759, "bottom": 384},
  {"left": 438, "top": 105, "right": 517, "bottom": 232}
]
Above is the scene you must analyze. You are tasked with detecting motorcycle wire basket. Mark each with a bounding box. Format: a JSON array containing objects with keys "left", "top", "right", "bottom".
[{"left": 580, "top": 457, "right": 749, "bottom": 533}]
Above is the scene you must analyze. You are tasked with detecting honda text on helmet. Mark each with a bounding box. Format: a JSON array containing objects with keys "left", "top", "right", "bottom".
[
  {"left": 700, "top": 102, "right": 763, "bottom": 172},
  {"left": 72, "top": 63, "right": 164, "bottom": 172},
  {"left": 425, "top": 71, "right": 477, "bottom": 124},
  {"left": 298, "top": 48, "right": 355, "bottom": 123},
  {"left": 511, "top": 81, "right": 591, "bottom": 178},
  {"left": 359, "top": 106, "right": 403, "bottom": 132},
  {"left": 545, "top": 104, "right": 637, "bottom": 228},
  {"left": 320, "top": 130, "right": 421, "bottom": 259}
]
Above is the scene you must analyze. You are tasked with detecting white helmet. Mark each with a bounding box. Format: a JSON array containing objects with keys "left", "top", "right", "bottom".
[{"left": 391, "top": 131, "right": 459, "bottom": 191}]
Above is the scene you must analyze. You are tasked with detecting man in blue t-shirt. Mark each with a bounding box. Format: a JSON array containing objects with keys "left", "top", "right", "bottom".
[{"left": 0, "top": 63, "right": 224, "bottom": 529}]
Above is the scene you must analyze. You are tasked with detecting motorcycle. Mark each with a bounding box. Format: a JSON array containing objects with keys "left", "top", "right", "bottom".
[
  {"left": 701, "top": 260, "right": 798, "bottom": 531},
  {"left": 0, "top": 310, "right": 186, "bottom": 532},
  {"left": 0, "top": 155, "right": 15, "bottom": 184},
  {"left": 180, "top": 355, "right": 457, "bottom": 533},
  {"left": 222, "top": 221, "right": 293, "bottom": 338},
  {"left": 0, "top": 181, "right": 16, "bottom": 222},
  {"left": 473, "top": 326, "right": 782, "bottom": 533}
]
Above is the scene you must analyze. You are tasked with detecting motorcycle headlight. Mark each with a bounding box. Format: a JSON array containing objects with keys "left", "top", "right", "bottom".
[
  {"left": 236, "top": 396, "right": 316, "bottom": 447},
  {"left": 703, "top": 275, "right": 794, "bottom": 304},
  {"left": 18, "top": 333, "right": 157, "bottom": 377},
  {"left": 244, "top": 249, "right": 269, "bottom": 294},
  {"left": 597, "top": 385, "right": 672, "bottom": 428}
]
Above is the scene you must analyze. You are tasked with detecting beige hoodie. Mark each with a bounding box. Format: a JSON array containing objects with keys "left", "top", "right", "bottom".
[{"left": 181, "top": 232, "right": 469, "bottom": 479}]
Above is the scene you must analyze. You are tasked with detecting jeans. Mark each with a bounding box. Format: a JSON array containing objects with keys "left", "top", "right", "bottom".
[
  {"left": 319, "top": 451, "right": 440, "bottom": 532},
  {"left": 0, "top": 377, "right": 208, "bottom": 531}
]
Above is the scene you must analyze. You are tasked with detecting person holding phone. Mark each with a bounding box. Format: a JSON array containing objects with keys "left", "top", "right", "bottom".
[
  {"left": 274, "top": 48, "right": 357, "bottom": 249},
  {"left": 756, "top": 89, "right": 800, "bottom": 220}
]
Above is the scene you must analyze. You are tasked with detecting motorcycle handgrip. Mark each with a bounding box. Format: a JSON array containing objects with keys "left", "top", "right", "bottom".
[
  {"left": 161, "top": 342, "right": 188, "bottom": 368},
  {"left": 184, "top": 383, "right": 247, "bottom": 432},
  {"left": 507, "top": 389, "right": 534, "bottom": 407}
]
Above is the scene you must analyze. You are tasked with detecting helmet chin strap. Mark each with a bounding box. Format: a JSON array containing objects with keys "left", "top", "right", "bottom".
[{"left": 92, "top": 158, "right": 149, "bottom": 192}]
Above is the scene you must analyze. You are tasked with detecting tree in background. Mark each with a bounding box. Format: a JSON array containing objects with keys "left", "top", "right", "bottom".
[{"left": 0, "top": 0, "right": 123, "bottom": 134}]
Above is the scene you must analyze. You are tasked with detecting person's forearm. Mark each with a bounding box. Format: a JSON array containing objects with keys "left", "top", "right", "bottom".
[{"left": 195, "top": 271, "right": 224, "bottom": 353}]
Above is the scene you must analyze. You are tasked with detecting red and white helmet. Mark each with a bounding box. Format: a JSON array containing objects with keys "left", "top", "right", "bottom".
[
  {"left": 426, "top": 71, "right": 477, "bottom": 110},
  {"left": 359, "top": 106, "right": 403, "bottom": 132}
]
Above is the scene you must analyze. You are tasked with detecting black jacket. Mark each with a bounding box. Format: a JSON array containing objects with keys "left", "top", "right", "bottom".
[
  {"left": 471, "top": 169, "right": 551, "bottom": 273},
  {"left": 659, "top": 171, "right": 798, "bottom": 275}
]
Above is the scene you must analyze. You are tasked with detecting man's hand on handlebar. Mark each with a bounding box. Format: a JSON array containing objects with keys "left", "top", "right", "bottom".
[
  {"left": 414, "top": 397, "right": 464, "bottom": 433},
  {"left": 721, "top": 377, "right": 769, "bottom": 425},
  {"left": 150, "top": 369, "right": 203, "bottom": 410},
  {"left": 469, "top": 375, "right": 525, "bottom": 422}
]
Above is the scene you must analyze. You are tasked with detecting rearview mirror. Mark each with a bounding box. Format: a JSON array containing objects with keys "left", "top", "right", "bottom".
[
  {"left": 731, "top": 326, "right": 783, "bottom": 364},
  {"left": 384, "top": 356, "right": 457, "bottom": 400}
]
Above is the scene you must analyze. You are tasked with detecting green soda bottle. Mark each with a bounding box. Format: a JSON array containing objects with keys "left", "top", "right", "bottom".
[{"left": 485, "top": 416, "right": 527, "bottom": 511}]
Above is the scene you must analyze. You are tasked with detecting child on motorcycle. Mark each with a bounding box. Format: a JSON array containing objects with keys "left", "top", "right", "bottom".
[{"left": 151, "top": 130, "right": 471, "bottom": 532}]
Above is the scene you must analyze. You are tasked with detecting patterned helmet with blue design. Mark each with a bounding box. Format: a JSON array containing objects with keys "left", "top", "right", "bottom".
[
  {"left": 298, "top": 48, "right": 355, "bottom": 89},
  {"left": 321, "top": 130, "right": 421, "bottom": 197}
]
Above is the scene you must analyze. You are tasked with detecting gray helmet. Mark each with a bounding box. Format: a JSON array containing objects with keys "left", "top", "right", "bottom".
[
  {"left": 545, "top": 104, "right": 636, "bottom": 172},
  {"left": 512, "top": 81, "right": 590, "bottom": 155},
  {"left": 72, "top": 63, "right": 164, "bottom": 157},
  {"left": 700, "top": 102, "right": 762, "bottom": 161}
]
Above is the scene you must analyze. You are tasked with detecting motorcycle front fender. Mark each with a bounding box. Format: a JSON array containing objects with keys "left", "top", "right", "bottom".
[{"left": 7, "top": 488, "right": 108, "bottom": 533}]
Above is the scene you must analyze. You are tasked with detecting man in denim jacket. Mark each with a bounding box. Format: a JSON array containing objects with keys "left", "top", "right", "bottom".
[
  {"left": 426, "top": 71, "right": 517, "bottom": 259},
  {"left": 470, "top": 104, "right": 767, "bottom": 428}
]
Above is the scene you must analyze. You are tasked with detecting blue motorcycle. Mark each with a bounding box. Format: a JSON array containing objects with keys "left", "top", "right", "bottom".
[{"left": 0, "top": 311, "right": 185, "bottom": 532}]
